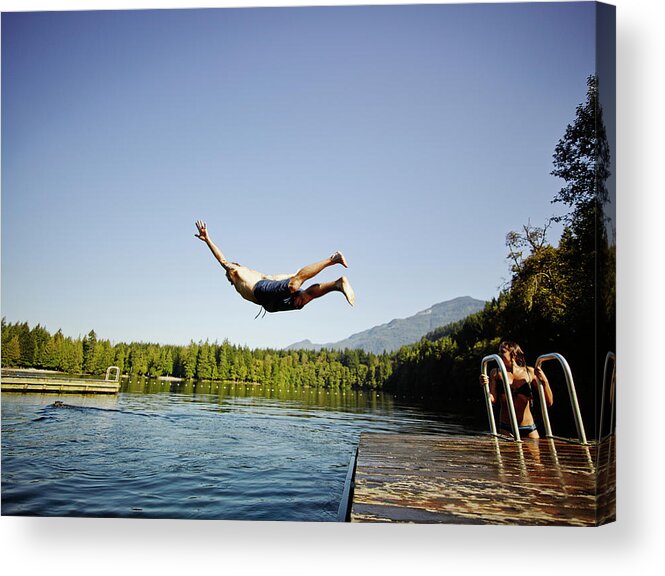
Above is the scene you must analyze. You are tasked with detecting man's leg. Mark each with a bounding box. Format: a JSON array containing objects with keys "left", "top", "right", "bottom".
[
  {"left": 294, "top": 276, "right": 355, "bottom": 308},
  {"left": 288, "top": 251, "right": 348, "bottom": 292}
]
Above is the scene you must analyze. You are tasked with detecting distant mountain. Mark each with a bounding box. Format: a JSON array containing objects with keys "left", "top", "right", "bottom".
[{"left": 285, "top": 296, "right": 485, "bottom": 354}]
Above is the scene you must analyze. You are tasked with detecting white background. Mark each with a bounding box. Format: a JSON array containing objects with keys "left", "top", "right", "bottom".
[{"left": 1, "top": 1, "right": 663, "bottom": 574}]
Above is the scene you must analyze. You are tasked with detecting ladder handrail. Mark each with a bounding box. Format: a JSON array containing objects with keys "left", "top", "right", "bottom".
[
  {"left": 480, "top": 355, "right": 522, "bottom": 442},
  {"left": 535, "top": 353, "right": 588, "bottom": 444},
  {"left": 105, "top": 366, "right": 121, "bottom": 383},
  {"left": 599, "top": 352, "right": 616, "bottom": 440}
]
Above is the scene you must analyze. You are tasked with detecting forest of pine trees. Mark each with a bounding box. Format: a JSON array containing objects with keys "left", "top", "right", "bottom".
[{"left": 1, "top": 320, "right": 394, "bottom": 390}]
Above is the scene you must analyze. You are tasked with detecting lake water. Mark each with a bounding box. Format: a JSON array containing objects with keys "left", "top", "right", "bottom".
[{"left": 1, "top": 380, "right": 481, "bottom": 521}]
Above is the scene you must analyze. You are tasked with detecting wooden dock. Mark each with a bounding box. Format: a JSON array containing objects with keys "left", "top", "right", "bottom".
[
  {"left": 1, "top": 368, "right": 121, "bottom": 395},
  {"left": 347, "top": 433, "right": 615, "bottom": 526}
]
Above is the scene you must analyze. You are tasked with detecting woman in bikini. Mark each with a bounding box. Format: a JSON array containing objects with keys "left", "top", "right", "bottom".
[{"left": 479, "top": 341, "right": 554, "bottom": 439}]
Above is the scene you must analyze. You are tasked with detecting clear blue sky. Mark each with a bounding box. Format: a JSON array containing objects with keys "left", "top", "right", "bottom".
[{"left": 2, "top": 3, "right": 596, "bottom": 349}]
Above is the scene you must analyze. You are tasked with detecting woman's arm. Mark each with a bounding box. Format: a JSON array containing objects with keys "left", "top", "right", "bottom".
[
  {"left": 480, "top": 368, "right": 498, "bottom": 404},
  {"left": 489, "top": 368, "right": 499, "bottom": 404},
  {"left": 533, "top": 366, "right": 554, "bottom": 406}
]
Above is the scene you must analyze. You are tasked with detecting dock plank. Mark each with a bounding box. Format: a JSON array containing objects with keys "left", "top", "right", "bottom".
[
  {"left": 1, "top": 376, "right": 120, "bottom": 394},
  {"left": 350, "top": 433, "right": 615, "bottom": 526}
]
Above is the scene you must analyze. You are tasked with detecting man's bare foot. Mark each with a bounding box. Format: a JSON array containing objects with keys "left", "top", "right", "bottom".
[
  {"left": 330, "top": 251, "right": 348, "bottom": 268},
  {"left": 338, "top": 276, "right": 355, "bottom": 306}
]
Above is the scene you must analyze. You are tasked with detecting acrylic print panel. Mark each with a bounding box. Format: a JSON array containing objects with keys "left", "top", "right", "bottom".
[{"left": 1, "top": 2, "right": 615, "bottom": 525}]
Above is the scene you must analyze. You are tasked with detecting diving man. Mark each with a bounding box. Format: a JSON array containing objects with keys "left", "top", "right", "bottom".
[{"left": 195, "top": 220, "right": 355, "bottom": 314}]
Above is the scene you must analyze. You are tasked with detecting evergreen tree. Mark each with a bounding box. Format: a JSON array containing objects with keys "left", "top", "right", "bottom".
[
  {"left": 16, "top": 322, "right": 34, "bottom": 367},
  {"left": 182, "top": 341, "right": 198, "bottom": 379},
  {"left": 217, "top": 341, "right": 231, "bottom": 380},
  {"left": 43, "top": 331, "right": 64, "bottom": 370},
  {"left": 128, "top": 345, "right": 148, "bottom": 375},
  {"left": 159, "top": 348, "right": 174, "bottom": 376},
  {"left": 62, "top": 338, "right": 84, "bottom": 374},
  {"left": 551, "top": 75, "right": 610, "bottom": 244},
  {"left": 3, "top": 335, "right": 22, "bottom": 367},
  {"left": 82, "top": 330, "right": 98, "bottom": 373},
  {"left": 114, "top": 343, "right": 128, "bottom": 373},
  {"left": 196, "top": 341, "right": 214, "bottom": 379}
]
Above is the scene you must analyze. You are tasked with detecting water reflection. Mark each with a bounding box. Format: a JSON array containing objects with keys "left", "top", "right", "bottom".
[
  {"left": 2, "top": 380, "right": 477, "bottom": 520},
  {"left": 122, "top": 377, "right": 396, "bottom": 412}
]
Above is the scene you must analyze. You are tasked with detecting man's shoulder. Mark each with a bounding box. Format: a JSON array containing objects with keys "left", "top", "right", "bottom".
[{"left": 231, "top": 263, "right": 257, "bottom": 274}]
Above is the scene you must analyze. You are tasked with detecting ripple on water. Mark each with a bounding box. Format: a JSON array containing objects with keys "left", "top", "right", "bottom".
[{"left": 1, "top": 389, "right": 480, "bottom": 520}]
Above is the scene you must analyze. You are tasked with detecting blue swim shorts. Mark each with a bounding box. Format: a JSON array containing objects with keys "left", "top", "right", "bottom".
[{"left": 253, "top": 278, "right": 303, "bottom": 313}]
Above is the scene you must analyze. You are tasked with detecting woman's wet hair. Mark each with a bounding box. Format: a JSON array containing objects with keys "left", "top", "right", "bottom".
[{"left": 499, "top": 341, "right": 526, "bottom": 367}]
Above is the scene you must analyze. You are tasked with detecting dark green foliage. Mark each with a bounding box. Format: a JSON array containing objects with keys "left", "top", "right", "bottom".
[
  {"left": 82, "top": 330, "right": 97, "bottom": 373},
  {"left": 551, "top": 76, "right": 610, "bottom": 233},
  {"left": 2, "top": 335, "right": 22, "bottom": 367},
  {"left": 1, "top": 317, "right": 392, "bottom": 390}
]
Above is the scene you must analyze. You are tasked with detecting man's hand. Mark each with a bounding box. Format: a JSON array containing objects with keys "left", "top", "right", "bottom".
[{"left": 195, "top": 220, "right": 209, "bottom": 242}]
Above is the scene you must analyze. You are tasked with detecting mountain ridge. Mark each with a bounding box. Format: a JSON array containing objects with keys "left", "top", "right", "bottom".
[{"left": 285, "top": 296, "right": 485, "bottom": 354}]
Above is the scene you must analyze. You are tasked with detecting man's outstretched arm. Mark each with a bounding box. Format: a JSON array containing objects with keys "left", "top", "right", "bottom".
[{"left": 195, "top": 220, "right": 232, "bottom": 271}]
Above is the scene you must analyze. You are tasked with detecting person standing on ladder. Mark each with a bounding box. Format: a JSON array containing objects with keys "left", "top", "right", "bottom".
[{"left": 479, "top": 341, "right": 554, "bottom": 439}]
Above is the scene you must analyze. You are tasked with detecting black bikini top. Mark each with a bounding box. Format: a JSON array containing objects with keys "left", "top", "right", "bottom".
[{"left": 496, "top": 370, "right": 533, "bottom": 401}]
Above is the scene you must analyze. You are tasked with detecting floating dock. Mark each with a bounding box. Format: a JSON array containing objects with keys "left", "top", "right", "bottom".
[
  {"left": 343, "top": 433, "right": 615, "bottom": 526},
  {"left": 1, "top": 367, "right": 121, "bottom": 395}
]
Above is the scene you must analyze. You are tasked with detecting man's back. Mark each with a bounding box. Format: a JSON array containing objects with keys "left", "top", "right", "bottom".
[{"left": 228, "top": 264, "right": 293, "bottom": 304}]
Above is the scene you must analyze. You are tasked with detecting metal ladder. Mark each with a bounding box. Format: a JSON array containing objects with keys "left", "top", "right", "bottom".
[
  {"left": 105, "top": 366, "right": 121, "bottom": 383},
  {"left": 480, "top": 352, "right": 588, "bottom": 444},
  {"left": 598, "top": 352, "right": 616, "bottom": 440}
]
